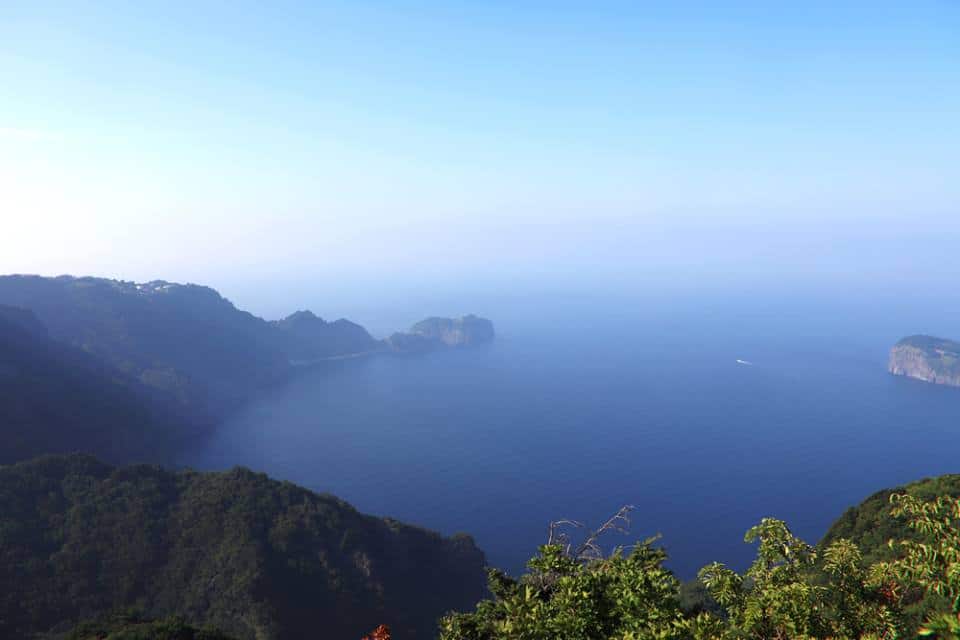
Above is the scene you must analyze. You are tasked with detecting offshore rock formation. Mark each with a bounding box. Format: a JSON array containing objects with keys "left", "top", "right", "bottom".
[
  {"left": 386, "top": 315, "right": 495, "bottom": 352},
  {"left": 888, "top": 335, "right": 960, "bottom": 387}
]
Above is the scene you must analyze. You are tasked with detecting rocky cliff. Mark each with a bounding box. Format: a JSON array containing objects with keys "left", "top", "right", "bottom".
[
  {"left": 386, "top": 315, "right": 495, "bottom": 352},
  {"left": 888, "top": 335, "right": 960, "bottom": 387}
]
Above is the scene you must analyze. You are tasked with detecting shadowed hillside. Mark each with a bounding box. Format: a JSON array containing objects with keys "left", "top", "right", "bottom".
[
  {"left": 0, "top": 305, "right": 193, "bottom": 465},
  {"left": 0, "top": 455, "right": 488, "bottom": 640},
  {"left": 0, "top": 275, "right": 380, "bottom": 416}
]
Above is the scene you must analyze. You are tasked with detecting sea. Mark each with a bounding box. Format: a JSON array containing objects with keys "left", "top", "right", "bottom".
[{"left": 181, "top": 282, "right": 960, "bottom": 579}]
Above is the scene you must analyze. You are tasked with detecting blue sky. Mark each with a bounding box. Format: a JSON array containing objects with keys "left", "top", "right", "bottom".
[{"left": 1, "top": 1, "right": 958, "bottom": 307}]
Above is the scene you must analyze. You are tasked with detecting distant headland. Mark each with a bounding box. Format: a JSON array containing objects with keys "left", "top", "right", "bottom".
[
  {"left": 0, "top": 273, "right": 494, "bottom": 464},
  {"left": 888, "top": 334, "right": 960, "bottom": 388},
  {"left": 386, "top": 314, "right": 495, "bottom": 353}
]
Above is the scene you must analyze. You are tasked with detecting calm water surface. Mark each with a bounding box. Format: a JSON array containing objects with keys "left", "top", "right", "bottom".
[{"left": 182, "top": 289, "right": 960, "bottom": 578}]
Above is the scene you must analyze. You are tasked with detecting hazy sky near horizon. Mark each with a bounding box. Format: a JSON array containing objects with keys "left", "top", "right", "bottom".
[{"left": 2, "top": 1, "right": 958, "bottom": 298}]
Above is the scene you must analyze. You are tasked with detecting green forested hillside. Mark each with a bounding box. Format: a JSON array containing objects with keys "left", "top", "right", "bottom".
[
  {"left": 0, "top": 306, "right": 191, "bottom": 465},
  {"left": 0, "top": 276, "right": 493, "bottom": 428},
  {"left": 64, "top": 612, "right": 237, "bottom": 640},
  {"left": 0, "top": 275, "right": 381, "bottom": 415},
  {"left": 3, "top": 452, "right": 960, "bottom": 639},
  {"left": 0, "top": 276, "right": 282, "bottom": 413},
  {"left": 0, "top": 455, "right": 488, "bottom": 640},
  {"left": 271, "top": 310, "right": 379, "bottom": 360},
  {"left": 820, "top": 474, "right": 960, "bottom": 566}
]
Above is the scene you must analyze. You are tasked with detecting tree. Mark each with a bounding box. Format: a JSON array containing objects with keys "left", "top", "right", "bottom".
[
  {"left": 440, "top": 508, "right": 687, "bottom": 640},
  {"left": 867, "top": 494, "right": 960, "bottom": 639},
  {"left": 439, "top": 495, "right": 960, "bottom": 640},
  {"left": 697, "top": 519, "right": 895, "bottom": 639}
]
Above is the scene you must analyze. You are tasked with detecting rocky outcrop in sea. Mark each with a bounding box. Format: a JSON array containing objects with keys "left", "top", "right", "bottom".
[
  {"left": 888, "top": 335, "right": 960, "bottom": 387},
  {"left": 386, "top": 315, "right": 495, "bottom": 352}
]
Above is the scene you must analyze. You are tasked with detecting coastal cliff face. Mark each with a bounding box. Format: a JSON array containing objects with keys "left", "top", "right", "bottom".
[
  {"left": 386, "top": 315, "right": 495, "bottom": 352},
  {"left": 409, "top": 315, "right": 495, "bottom": 346},
  {"left": 888, "top": 335, "right": 960, "bottom": 387}
]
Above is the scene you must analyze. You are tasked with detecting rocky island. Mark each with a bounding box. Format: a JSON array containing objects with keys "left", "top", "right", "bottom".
[
  {"left": 386, "top": 314, "right": 495, "bottom": 352},
  {"left": 888, "top": 334, "right": 960, "bottom": 387}
]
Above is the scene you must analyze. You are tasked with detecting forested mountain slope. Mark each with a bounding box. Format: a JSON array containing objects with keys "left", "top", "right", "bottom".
[
  {"left": 0, "top": 455, "right": 488, "bottom": 640},
  {"left": 820, "top": 472, "right": 960, "bottom": 565},
  {"left": 0, "top": 306, "right": 191, "bottom": 465},
  {"left": 0, "top": 275, "right": 379, "bottom": 415}
]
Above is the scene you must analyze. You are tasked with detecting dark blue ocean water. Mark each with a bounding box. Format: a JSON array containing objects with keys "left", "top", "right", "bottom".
[{"left": 182, "top": 286, "right": 960, "bottom": 579}]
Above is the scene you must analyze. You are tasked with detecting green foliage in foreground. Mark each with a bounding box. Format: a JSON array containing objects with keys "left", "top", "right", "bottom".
[
  {"left": 441, "top": 541, "right": 687, "bottom": 640},
  {"left": 441, "top": 494, "right": 960, "bottom": 640}
]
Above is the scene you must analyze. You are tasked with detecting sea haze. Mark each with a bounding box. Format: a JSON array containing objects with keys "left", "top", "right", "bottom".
[{"left": 182, "top": 285, "right": 960, "bottom": 579}]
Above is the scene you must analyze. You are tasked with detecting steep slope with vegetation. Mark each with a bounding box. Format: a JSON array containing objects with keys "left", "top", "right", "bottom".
[
  {"left": 0, "top": 275, "right": 382, "bottom": 415},
  {"left": 3, "top": 450, "right": 960, "bottom": 639},
  {"left": 0, "top": 455, "right": 488, "bottom": 640},
  {"left": 64, "top": 612, "right": 237, "bottom": 640},
  {"left": 821, "top": 473, "right": 960, "bottom": 566},
  {"left": 0, "top": 306, "right": 191, "bottom": 465},
  {"left": 271, "top": 309, "right": 379, "bottom": 361},
  {"left": 0, "top": 276, "right": 496, "bottom": 419}
]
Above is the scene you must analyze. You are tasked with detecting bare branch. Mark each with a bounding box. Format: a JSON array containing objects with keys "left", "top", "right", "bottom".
[
  {"left": 547, "top": 518, "right": 583, "bottom": 555},
  {"left": 546, "top": 505, "right": 637, "bottom": 562},
  {"left": 574, "top": 505, "right": 636, "bottom": 561}
]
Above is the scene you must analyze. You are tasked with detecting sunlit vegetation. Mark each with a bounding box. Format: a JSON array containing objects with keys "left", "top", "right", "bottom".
[
  {"left": 441, "top": 494, "right": 960, "bottom": 639},
  {"left": 7, "top": 453, "right": 960, "bottom": 640}
]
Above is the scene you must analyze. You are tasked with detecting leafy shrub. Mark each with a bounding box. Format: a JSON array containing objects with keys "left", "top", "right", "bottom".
[{"left": 441, "top": 495, "right": 960, "bottom": 639}]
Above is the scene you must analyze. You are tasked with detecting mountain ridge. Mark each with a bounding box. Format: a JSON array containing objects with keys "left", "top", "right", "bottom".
[
  {"left": 0, "top": 453, "right": 488, "bottom": 640},
  {"left": 0, "top": 305, "right": 194, "bottom": 465},
  {"left": 0, "top": 274, "right": 495, "bottom": 415}
]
